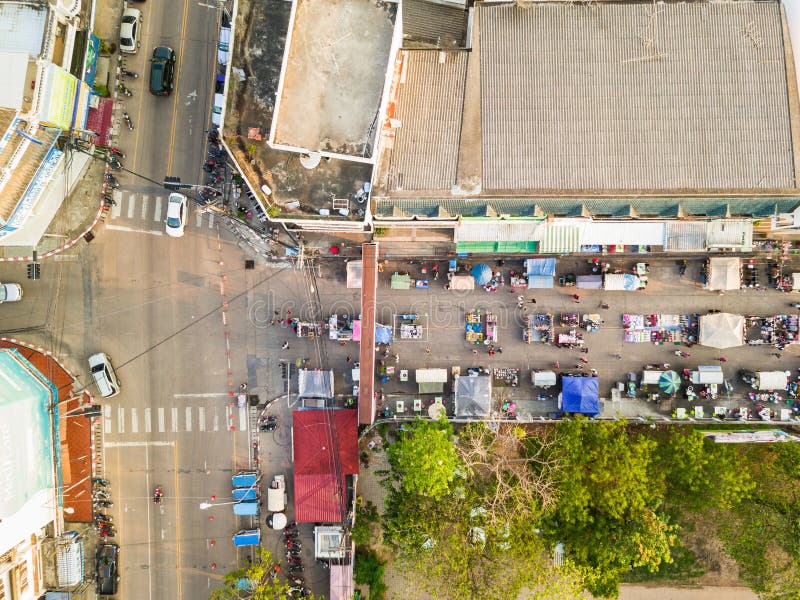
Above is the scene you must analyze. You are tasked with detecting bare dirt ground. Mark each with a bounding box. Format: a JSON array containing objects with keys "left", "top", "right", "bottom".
[{"left": 619, "top": 585, "right": 757, "bottom": 600}]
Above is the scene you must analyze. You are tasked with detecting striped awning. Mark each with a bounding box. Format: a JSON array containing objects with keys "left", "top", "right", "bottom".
[{"left": 539, "top": 225, "right": 580, "bottom": 254}]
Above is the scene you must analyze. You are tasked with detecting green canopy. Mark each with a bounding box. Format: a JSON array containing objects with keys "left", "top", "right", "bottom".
[{"left": 391, "top": 273, "right": 412, "bottom": 290}]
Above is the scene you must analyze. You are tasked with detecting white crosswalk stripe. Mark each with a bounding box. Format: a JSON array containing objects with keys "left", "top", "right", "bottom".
[
  {"left": 126, "top": 194, "right": 136, "bottom": 218},
  {"left": 111, "top": 191, "right": 123, "bottom": 218},
  {"left": 153, "top": 196, "right": 163, "bottom": 222},
  {"left": 102, "top": 404, "right": 237, "bottom": 436},
  {"left": 140, "top": 195, "right": 149, "bottom": 219}
]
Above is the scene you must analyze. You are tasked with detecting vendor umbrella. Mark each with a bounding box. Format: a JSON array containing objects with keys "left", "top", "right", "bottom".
[
  {"left": 471, "top": 263, "right": 492, "bottom": 285},
  {"left": 658, "top": 370, "right": 681, "bottom": 395}
]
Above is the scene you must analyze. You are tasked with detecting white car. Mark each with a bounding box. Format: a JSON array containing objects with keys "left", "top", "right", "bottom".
[
  {"left": 120, "top": 8, "right": 142, "bottom": 54},
  {"left": 88, "top": 353, "right": 121, "bottom": 398},
  {"left": 165, "top": 193, "right": 187, "bottom": 237},
  {"left": 0, "top": 283, "right": 22, "bottom": 303}
]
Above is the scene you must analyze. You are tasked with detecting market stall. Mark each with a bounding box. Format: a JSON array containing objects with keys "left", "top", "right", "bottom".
[
  {"left": 576, "top": 274, "right": 603, "bottom": 289},
  {"left": 525, "top": 258, "right": 556, "bottom": 289},
  {"left": 346, "top": 260, "right": 363, "bottom": 289},
  {"left": 449, "top": 274, "right": 475, "bottom": 291},
  {"left": 524, "top": 314, "right": 554, "bottom": 344},
  {"left": 298, "top": 369, "right": 334, "bottom": 401},
  {"left": 398, "top": 314, "right": 424, "bottom": 340},
  {"left": 698, "top": 312, "right": 745, "bottom": 348},
  {"left": 531, "top": 370, "right": 557, "bottom": 389},
  {"left": 484, "top": 313, "right": 499, "bottom": 343},
  {"left": 582, "top": 314, "right": 603, "bottom": 332},
  {"left": 556, "top": 330, "right": 585, "bottom": 348},
  {"left": 329, "top": 314, "right": 357, "bottom": 341},
  {"left": 292, "top": 319, "right": 323, "bottom": 338},
  {"left": 454, "top": 374, "right": 492, "bottom": 418},
  {"left": 603, "top": 273, "right": 642, "bottom": 291},
  {"left": 741, "top": 370, "right": 788, "bottom": 391},
  {"left": 622, "top": 314, "right": 689, "bottom": 344},
  {"left": 391, "top": 273, "right": 412, "bottom": 290},
  {"left": 705, "top": 257, "right": 741, "bottom": 291},
  {"left": 559, "top": 376, "right": 599, "bottom": 416},
  {"left": 745, "top": 314, "right": 799, "bottom": 348},
  {"left": 560, "top": 313, "right": 580, "bottom": 327},
  {"left": 466, "top": 312, "right": 484, "bottom": 343},
  {"left": 415, "top": 368, "right": 448, "bottom": 394},
  {"left": 493, "top": 368, "right": 519, "bottom": 387}
]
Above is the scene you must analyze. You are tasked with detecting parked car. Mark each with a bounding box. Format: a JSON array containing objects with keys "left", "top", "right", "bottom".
[
  {"left": 119, "top": 8, "right": 142, "bottom": 54},
  {"left": 165, "top": 193, "right": 187, "bottom": 237},
  {"left": 211, "top": 93, "right": 224, "bottom": 126},
  {"left": 88, "top": 353, "right": 121, "bottom": 398},
  {"left": 0, "top": 283, "right": 22, "bottom": 303},
  {"left": 96, "top": 543, "right": 119, "bottom": 596},
  {"left": 149, "top": 46, "right": 176, "bottom": 96}
]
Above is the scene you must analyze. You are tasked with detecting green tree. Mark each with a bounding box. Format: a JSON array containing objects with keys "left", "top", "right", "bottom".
[
  {"left": 353, "top": 548, "right": 387, "bottom": 599},
  {"left": 386, "top": 418, "right": 460, "bottom": 500},
  {"left": 209, "top": 549, "right": 312, "bottom": 600},
  {"left": 546, "top": 420, "right": 677, "bottom": 598}
]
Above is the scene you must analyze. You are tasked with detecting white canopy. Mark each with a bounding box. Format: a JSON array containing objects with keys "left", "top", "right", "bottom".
[
  {"left": 449, "top": 274, "right": 475, "bottom": 290},
  {"left": 346, "top": 260, "right": 363, "bottom": 288},
  {"left": 754, "top": 371, "right": 788, "bottom": 391},
  {"left": 792, "top": 272, "right": 800, "bottom": 291},
  {"left": 698, "top": 312, "right": 745, "bottom": 348},
  {"left": 532, "top": 370, "right": 557, "bottom": 387},
  {"left": 415, "top": 368, "right": 448, "bottom": 383},
  {"left": 707, "top": 257, "right": 740, "bottom": 291}
]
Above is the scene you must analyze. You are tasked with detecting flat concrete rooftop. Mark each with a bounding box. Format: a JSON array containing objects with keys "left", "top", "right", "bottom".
[{"left": 271, "top": 0, "right": 396, "bottom": 159}]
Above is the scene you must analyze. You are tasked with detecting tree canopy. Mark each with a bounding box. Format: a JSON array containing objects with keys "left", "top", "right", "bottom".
[{"left": 208, "top": 549, "right": 313, "bottom": 600}]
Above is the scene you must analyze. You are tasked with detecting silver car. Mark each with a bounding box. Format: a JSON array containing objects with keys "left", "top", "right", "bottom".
[
  {"left": 120, "top": 8, "right": 142, "bottom": 54},
  {"left": 0, "top": 282, "right": 22, "bottom": 303},
  {"left": 88, "top": 353, "right": 121, "bottom": 398}
]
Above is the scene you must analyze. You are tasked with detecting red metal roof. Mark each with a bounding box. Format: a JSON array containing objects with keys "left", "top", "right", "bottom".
[
  {"left": 358, "top": 243, "right": 378, "bottom": 424},
  {"left": 292, "top": 409, "right": 358, "bottom": 523}
]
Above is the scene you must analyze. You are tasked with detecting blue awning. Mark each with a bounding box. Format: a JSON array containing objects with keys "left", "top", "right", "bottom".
[
  {"left": 525, "top": 258, "right": 556, "bottom": 277},
  {"left": 561, "top": 376, "right": 599, "bottom": 415},
  {"left": 527, "top": 275, "right": 554, "bottom": 289}
]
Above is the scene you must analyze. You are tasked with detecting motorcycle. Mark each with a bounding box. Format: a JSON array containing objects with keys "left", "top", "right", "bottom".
[
  {"left": 289, "top": 577, "right": 304, "bottom": 586},
  {"left": 93, "top": 490, "right": 111, "bottom": 499},
  {"left": 120, "top": 67, "right": 138, "bottom": 78},
  {"left": 93, "top": 500, "right": 113, "bottom": 508},
  {"left": 287, "top": 556, "right": 302, "bottom": 565},
  {"left": 287, "top": 565, "right": 303, "bottom": 574},
  {"left": 285, "top": 540, "right": 302, "bottom": 550},
  {"left": 315, "top": 559, "right": 329, "bottom": 569},
  {"left": 117, "top": 82, "right": 132, "bottom": 97},
  {"left": 109, "top": 147, "right": 126, "bottom": 159},
  {"left": 678, "top": 259, "right": 687, "bottom": 277},
  {"left": 259, "top": 416, "right": 278, "bottom": 432},
  {"left": 93, "top": 477, "right": 110, "bottom": 487},
  {"left": 153, "top": 487, "right": 163, "bottom": 505},
  {"left": 108, "top": 156, "right": 123, "bottom": 171},
  {"left": 123, "top": 112, "right": 134, "bottom": 131}
]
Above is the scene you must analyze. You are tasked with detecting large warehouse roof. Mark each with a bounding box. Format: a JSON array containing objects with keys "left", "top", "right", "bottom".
[{"left": 374, "top": 1, "right": 799, "bottom": 199}]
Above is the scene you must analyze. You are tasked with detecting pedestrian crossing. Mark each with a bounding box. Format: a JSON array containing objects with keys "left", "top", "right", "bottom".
[
  {"left": 109, "top": 191, "right": 218, "bottom": 231},
  {"left": 103, "top": 402, "right": 248, "bottom": 436}
]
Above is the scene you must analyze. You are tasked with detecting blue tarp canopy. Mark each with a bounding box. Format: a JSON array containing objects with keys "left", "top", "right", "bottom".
[
  {"left": 375, "top": 324, "right": 392, "bottom": 345},
  {"left": 232, "top": 488, "right": 258, "bottom": 501},
  {"left": 561, "top": 376, "right": 600, "bottom": 415},
  {"left": 232, "top": 471, "right": 258, "bottom": 488},
  {"left": 528, "top": 275, "right": 554, "bottom": 289},
  {"left": 471, "top": 263, "right": 492, "bottom": 285},
  {"left": 525, "top": 258, "right": 556, "bottom": 277},
  {"left": 233, "top": 501, "right": 259, "bottom": 516}
]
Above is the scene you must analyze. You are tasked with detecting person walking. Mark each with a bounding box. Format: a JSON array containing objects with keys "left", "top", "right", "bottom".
[
  {"left": 580, "top": 357, "right": 589, "bottom": 364},
  {"left": 717, "top": 356, "right": 727, "bottom": 363},
  {"left": 425, "top": 347, "right": 431, "bottom": 355},
  {"left": 281, "top": 341, "right": 289, "bottom": 350},
  {"left": 580, "top": 347, "right": 589, "bottom": 354},
  {"left": 572, "top": 293, "right": 580, "bottom": 304},
  {"left": 613, "top": 353, "right": 622, "bottom": 360}
]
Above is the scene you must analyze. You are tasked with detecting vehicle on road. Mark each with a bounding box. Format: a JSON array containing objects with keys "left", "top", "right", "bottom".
[
  {"left": 0, "top": 282, "right": 22, "bottom": 303},
  {"left": 165, "top": 193, "right": 187, "bottom": 237},
  {"left": 96, "top": 543, "right": 119, "bottom": 596},
  {"left": 88, "top": 352, "right": 121, "bottom": 398},
  {"left": 119, "top": 8, "right": 142, "bottom": 54},
  {"left": 149, "top": 46, "right": 176, "bottom": 96}
]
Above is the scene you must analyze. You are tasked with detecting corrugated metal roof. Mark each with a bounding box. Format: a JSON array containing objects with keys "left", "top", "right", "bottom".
[
  {"left": 403, "top": 0, "right": 467, "bottom": 48},
  {"left": 294, "top": 473, "right": 347, "bottom": 523},
  {"left": 386, "top": 51, "right": 468, "bottom": 191},
  {"left": 706, "top": 219, "right": 753, "bottom": 249},
  {"left": 539, "top": 225, "right": 580, "bottom": 254},
  {"left": 374, "top": 197, "right": 798, "bottom": 219},
  {"left": 457, "top": 219, "right": 544, "bottom": 242},
  {"left": 664, "top": 222, "right": 707, "bottom": 252},
  {"left": 479, "top": 2, "right": 795, "bottom": 191},
  {"left": 0, "top": 3, "right": 47, "bottom": 56},
  {"left": 578, "top": 222, "right": 665, "bottom": 246}
]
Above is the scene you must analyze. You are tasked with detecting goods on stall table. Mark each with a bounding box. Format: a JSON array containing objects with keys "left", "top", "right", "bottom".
[
  {"left": 524, "top": 314, "right": 554, "bottom": 344},
  {"left": 466, "top": 312, "right": 484, "bottom": 343},
  {"left": 622, "top": 313, "right": 688, "bottom": 344},
  {"left": 493, "top": 368, "right": 519, "bottom": 387},
  {"left": 560, "top": 313, "right": 579, "bottom": 327},
  {"left": 582, "top": 314, "right": 603, "bottom": 332},
  {"left": 400, "top": 324, "right": 423, "bottom": 339},
  {"left": 557, "top": 329, "right": 584, "bottom": 348},
  {"left": 485, "top": 313, "right": 498, "bottom": 343},
  {"left": 746, "top": 314, "right": 799, "bottom": 347},
  {"left": 292, "top": 319, "right": 322, "bottom": 338}
]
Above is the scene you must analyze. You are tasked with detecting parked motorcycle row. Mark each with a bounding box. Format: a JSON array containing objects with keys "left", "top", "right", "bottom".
[
  {"left": 92, "top": 478, "right": 116, "bottom": 539},
  {"left": 282, "top": 524, "right": 312, "bottom": 598}
]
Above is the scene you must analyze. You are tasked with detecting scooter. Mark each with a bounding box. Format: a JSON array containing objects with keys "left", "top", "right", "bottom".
[
  {"left": 109, "top": 147, "right": 126, "bottom": 159},
  {"left": 289, "top": 576, "right": 305, "bottom": 586},
  {"left": 94, "top": 500, "right": 113, "bottom": 508},
  {"left": 123, "top": 111, "right": 134, "bottom": 131},
  {"left": 153, "top": 486, "right": 163, "bottom": 505},
  {"left": 285, "top": 540, "right": 302, "bottom": 550},
  {"left": 120, "top": 67, "right": 138, "bottom": 78},
  {"left": 93, "top": 490, "right": 111, "bottom": 500},
  {"left": 287, "top": 565, "right": 303, "bottom": 574},
  {"left": 315, "top": 559, "right": 329, "bottom": 569},
  {"left": 287, "top": 556, "right": 302, "bottom": 565},
  {"left": 92, "top": 477, "right": 110, "bottom": 487},
  {"left": 117, "top": 83, "right": 132, "bottom": 97},
  {"left": 108, "top": 157, "right": 123, "bottom": 171}
]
